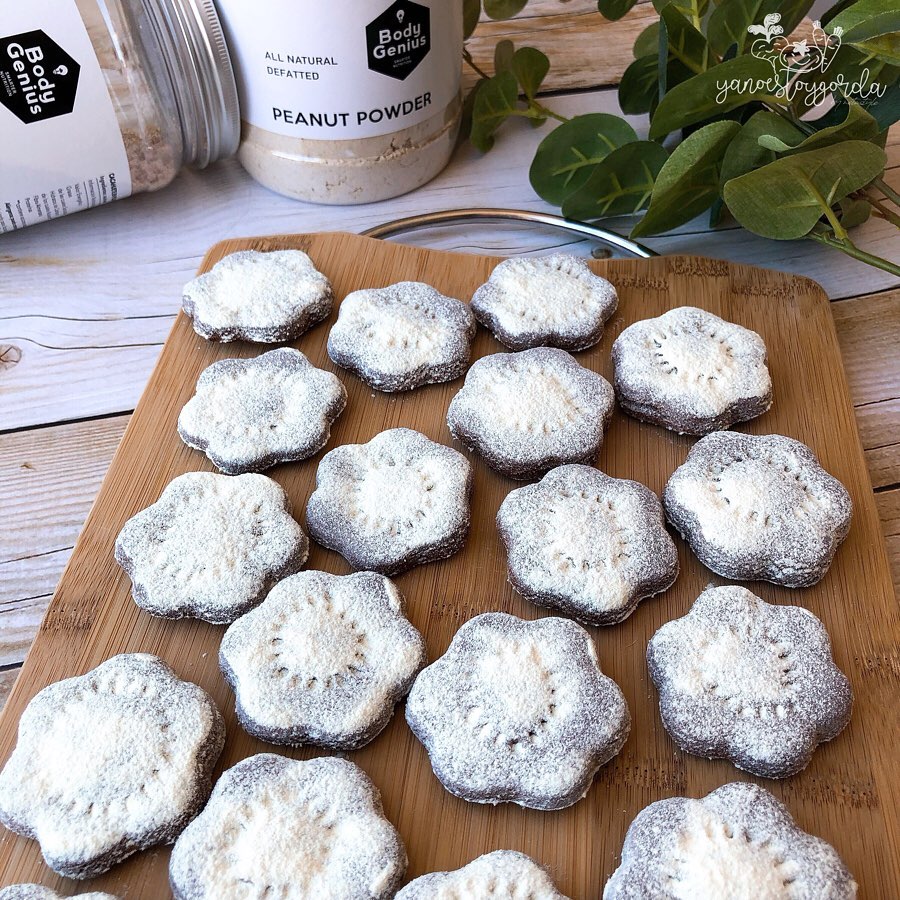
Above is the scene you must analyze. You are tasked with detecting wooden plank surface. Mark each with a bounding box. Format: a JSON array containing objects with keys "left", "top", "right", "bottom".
[{"left": 0, "top": 234, "right": 896, "bottom": 898}]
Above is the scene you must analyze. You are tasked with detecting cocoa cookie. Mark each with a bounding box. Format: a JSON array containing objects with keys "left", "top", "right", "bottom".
[
  {"left": 396, "top": 850, "right": 570, "bottom": 899},
  {"left": 306, "top": 428, "right": 472, "bottom": 575},
  {"left": 603, "top": 782, "right": 857, "bottom": 899},
  {"left": 0, "top": 654, "right": 224, "bottom": 880},
  {"left": 663, "top": 432, "right": 852, "bottom": 587},
  {"left": 177, "top": 348, "right": 347, "bottom": 475},
  {"left": 220, "top": 570, "right": 427, "bottom": 749},
  {"left": 648, "top": 585, "right": 852, "bottom": 778},
  {"left": 498, "top": 464, "right": 678, "bottom": 626},
  {"left": 612, "top": 306, "right": 773, "bottom": 435},
  {"left": 0, "top": 889, "right": 118, "bottom": 900},
  {"left": 406, "top": 613, "right": 630, "bottom": 810},
  {"left": 182, "top": 249, "right": 333, "bottom": 343},
  {"left": 327, "top": 281, "right": 475, "bottom": 391},
  {"left": 169, "top": 754, "right": 406, "bottom": 900},
  {"left": 447, "top": 347, "right": 615, "bottom": 480},
  {"left": 115, "top": 472, "right": 308, "bottom": 624},
  {"left": 471, "top": 254, "right": 617, "bottom": 351}
]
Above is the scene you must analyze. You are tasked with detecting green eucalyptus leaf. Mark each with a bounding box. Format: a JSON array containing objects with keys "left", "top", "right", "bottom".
[
  {"left": 660, "top": 4, "right": 710, "bottom": 74},
  {"left": 512, "top": 46, "right": 550, "bottom": 99},
  {"left": 619, "top": 55, "right": 660, "bottom": 114},
  {"left": 649, "top": 54, "right": 781, "bottom": 138},
  {"left": 831, "top": 0, "right": 900, "bottom": 64},
  {"left": 757, "top": 134, "right": 794, "bottom": 150},
  {"left": 463, "top": 0, "right": 482, "bottom": 39},
  {"left": 562, "top": 141, "right": 670, "bottom": 219},
  {"left": 634, "top": 22, "right": 660, "bottom": 58},
  {"left": 865, "top": 77, "right": 900, "bottom": 130},
  {"left": 723, "top": 140, "right": 887, "bottom": 238},
  {"left": 652, "top": 0, "right": 710, "bottom": 24},
  {"left": 483, "top": 0, "right": 528, "bottom": 19},
  {"left": 719, "top": 110, "right": 805, "bottom": 182},
  {"left": 785, "top": 99, "right": 879, "bottom": 151},
  {"left": 529, "top": 114, "right": 639, "bottom": 204},
  {"left": 596, "top": 0, "right": 639, "bottom": 21},
  {"left": 839, "top": 196, "right": 872, "bottom": 228},
  {"left": 494, "top": 39, "right": 515, "bottom": 74},
  {"left": 633, "top": 120, "right": 741, "bottom": 236},
  {"left": 470, "top": 71, "right": 519, "bottom": 152},
  {"left": 708, "top": 0, "right": 776, "bottom": 57}
]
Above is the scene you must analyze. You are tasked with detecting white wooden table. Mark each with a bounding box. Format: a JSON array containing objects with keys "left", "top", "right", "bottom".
[{"left": 1, "top": 5, "right": 898, "bottom": 708}]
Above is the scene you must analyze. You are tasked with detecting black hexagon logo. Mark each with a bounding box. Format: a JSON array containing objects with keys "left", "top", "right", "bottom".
[
  {"left": 366, "top": 0, "right": 431, "bottom": 81},
  {"left": 0, "top": 30, "right": 80, "bottom": 124}
]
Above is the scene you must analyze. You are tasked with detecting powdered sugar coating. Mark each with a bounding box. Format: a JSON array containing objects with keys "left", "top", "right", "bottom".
[
  {"left": 396, "top": 850, "right": 570, "bottom": 899},
  {"left": 0, "top": 654, "right": 224, "bottom": 880},
  {"left": 182, "top": 250, "right": 333, "bottom": 343},
  {"left": 648, "top": 585, "right": 852, "bottom": 778},
  {"left": 406, "top": 613, "right": 630, "bottom": 810},
  {"left": 169, "top": 754, "right": 406, "bottom": 900},
  {"left": 447, "top": 348, "right": 615, "bottom": 480},
  {"left": 327, "top": 281, "right": 476, "bottom": 392},
  {"left": 603, "top": 782, "right": 857, "bottom": 899},
  {"left": 0, "top": 889, "right": 118, "bottom": 900},
  {"left": 612, "top": 307, "right": 772, "bottom": 435},
  {"left": 177, "top": 348, "right": 347, "bottom": 475},
  {"left": 306, "top": 428, "right": 472, "bottom": 575},
  {"left": 498, "top": 465, "right": 678, "bottom": 626},
  {"left": 220, "top": 570, "right": 427, "bottom": 749},
  {"left": 115, "top": 472, "right": 308, "bottom": 624},
  {"left": 471, "top": 254, "right": 618, "bottom": 351},
  {"left": 664, "top": 433, "right": 852, "bottom": 588}
]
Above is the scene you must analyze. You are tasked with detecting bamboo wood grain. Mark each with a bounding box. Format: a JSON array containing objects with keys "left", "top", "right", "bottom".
[{"left": 0, "top": 234, "right": 897, "bottom": 898}]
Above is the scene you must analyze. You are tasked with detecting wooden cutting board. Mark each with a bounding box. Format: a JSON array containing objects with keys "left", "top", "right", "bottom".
[{"left": 0, "top": 233, "right": 897, "bottom": 899}]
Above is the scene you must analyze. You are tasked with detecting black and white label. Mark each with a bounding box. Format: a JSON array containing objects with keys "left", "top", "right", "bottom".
[
  {"left": 217, "top": 0, "right": 462, "bottom": 141},
  {"left": 0, "top": 0, "right": 131, "bottom": 232}
]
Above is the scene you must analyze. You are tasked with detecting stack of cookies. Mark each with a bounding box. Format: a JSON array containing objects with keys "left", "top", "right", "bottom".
[{"left": 0, "top": 247, "right": 859, "bottom": 899}]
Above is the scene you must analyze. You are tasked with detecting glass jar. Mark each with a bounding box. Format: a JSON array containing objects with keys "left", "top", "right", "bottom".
[
  {"left": 216, "top": 0, "right": 463, "bottom": 204},
  {"left": 0, "top": 0, "right": 239, "bottom": 232}
]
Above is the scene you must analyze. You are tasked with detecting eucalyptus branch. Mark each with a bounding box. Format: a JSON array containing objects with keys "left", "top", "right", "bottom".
[
  {"left": 463, "top": 48, "right": 490, "bottom": 81},
  {"left": 864, "top": 191, "right": 900, "bottom": 228},
  {"left": 871, "top": 177, "right": 900, "bottom": 211},
  {"left": 808, "top": 230, "right": 900, "bottom": 276}
]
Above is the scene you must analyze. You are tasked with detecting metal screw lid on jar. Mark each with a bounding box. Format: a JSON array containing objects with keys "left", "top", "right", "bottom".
[{"left": 142, "top": 0, "right": 241, "bottom": 166}]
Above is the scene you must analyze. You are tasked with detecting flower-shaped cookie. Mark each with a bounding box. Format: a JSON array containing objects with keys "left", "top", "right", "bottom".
[
  {"left": 396, "top": 850, "right": 570, "bottom": 899},
  {"left": 182, "top": 249, "right": 333, "bottom": 343},
  {"left": 327, "top": 281, "right": 476, "bottom": 392},
  {"left": 177, "top": 348, "right": 347, "bottom": 475},
  {"left": 603, "top": 782, "right": 857, "bottom": 899},
  {"left": 471, "top": 254, "right": 618, "bottom": 351},
  {"left": 612, "top": 306, "right": 772, "bottom": 435},
  {"left": 306, "top": 428, "right": 473, "bottom": 575},
  {"left": 447, "top": 348, "right": 615, "bottom": 480},
  {"left": 0, "top": 654, "right": 224, "bottom": 880},
  {"left": 115, "top": 472, "right": 308, "bottom": 623},
  {"left": 220, "top": 570, "right": 427, "bottom": 749},
  {"left": 0, "top": 889, "right": 118, "bottom": 900},
  {"left": 648, "top": 585, "right": 852, "bottom": 778},
  {"left": 169, "top": 754, "right": 406, "bottom": 900},
  {"left": 406, "top": 613, "right": 630, "bottom": 810},
  {"left": 498, "top": 465, "right": 678, "bottom": 625},
  {"left": 663, "top": 432, "right": 852, "bottom": 588}
]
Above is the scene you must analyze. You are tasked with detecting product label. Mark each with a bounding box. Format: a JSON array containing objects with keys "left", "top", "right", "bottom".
[
  {"left": 0, "top": 0, "right": 132, "bottom": 232},
  {"left": 217, "top": 0, "right": 462, "bottom": 141}
]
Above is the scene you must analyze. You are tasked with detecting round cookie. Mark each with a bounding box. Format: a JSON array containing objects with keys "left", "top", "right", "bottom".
[
  {"left": 169, "top": 754, "right": 406, "bottom": 900},
  {"left": 220, "top": 570, "right": 427, "bottom": 749},
  {"left": 115, "top": 471, "right": 308, "bottom": 624},
  {"left": 396, "top": 850, "right": 570, "bottom": 899},
  {"left": 182, "top": 249, "right": 333, "bottom": 343},
  {"left": 306, "top": 428, "right": 472, "bottom": 575},
  {"left": 611, "top": 306, "right": 773, "bottom": 435},
  {"left": 446, "top": 347, "right": 615, "bottom": 480},
  {"left": 471, "top": 253, "right": 618, "bottom": 351},
  {"left": 648, "top": 585, "right": 853, "bottom": 778},
  {"left": 0, "top": 654, "right": 224, "bottom": 880},
  {"left": 406, "top": 612, "right": 630, "bottom": 810},
  {"left": 663, "top": 432, "right": 852, "bottom": 588},
  {"left": 497, "top": 464, "right": 678, "bottom": 626},
  {"left": 0, "top": 889, "right": 118, "bottom": 900},
  {"left": 327, "top": 281, "right": 476, "bottom": 392},
  {"left": 603, "top": 782, "right": 857, "bottom": 899},
  {"left": 177, "top": 348, "right": 347, "bottom": 475}
]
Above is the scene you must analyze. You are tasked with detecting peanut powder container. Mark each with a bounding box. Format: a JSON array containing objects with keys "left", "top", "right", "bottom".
[{"left": 216, "top": 0, "right": 463, "bottom": 204}]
